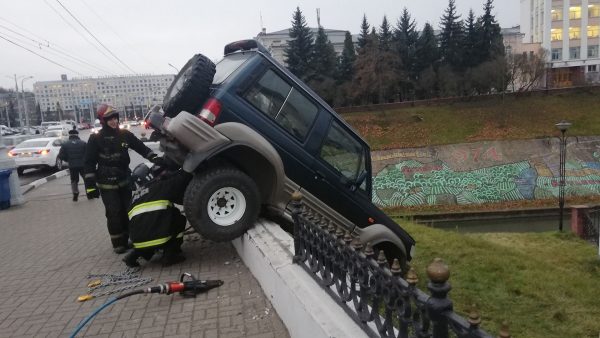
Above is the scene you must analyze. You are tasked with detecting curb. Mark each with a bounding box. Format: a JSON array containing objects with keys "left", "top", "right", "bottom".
[
  {"left": 22, "top": 169, "right": 69, "bottom": 194},
  {"left": 233, "top": 218, "right": 367, "bottom": 338}
]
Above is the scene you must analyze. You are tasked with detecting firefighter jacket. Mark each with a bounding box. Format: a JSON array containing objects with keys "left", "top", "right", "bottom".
[
  {"left": 58, "top": 135, "right": 86, "bottom": 168},
  {"left": 127, "top": 170, "right": 192, "bottom": 250},
  {"left": 84, "top": 126, "right": 156, "bottom": 188}
]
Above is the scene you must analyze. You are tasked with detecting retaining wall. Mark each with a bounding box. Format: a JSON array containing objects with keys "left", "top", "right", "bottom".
[{"left": 371, "top": 136, "right": 600, "bottom": 207}]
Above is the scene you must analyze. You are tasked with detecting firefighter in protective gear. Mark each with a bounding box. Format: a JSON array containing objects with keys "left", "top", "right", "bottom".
[
  {"left": 123, "top": 165, "right": 192, "bottom": 268},
  {"left": 84, "top": 104, "right": 163, "bottom": 254}
]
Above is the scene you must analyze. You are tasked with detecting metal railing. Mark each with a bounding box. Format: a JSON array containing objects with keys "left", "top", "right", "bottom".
[{"left": 290, "top": 192, "right": 509, "bottom": 338}]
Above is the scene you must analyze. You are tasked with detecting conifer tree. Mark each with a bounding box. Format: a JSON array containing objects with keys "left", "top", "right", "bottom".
[
  {"left": 307, "top": 26, "right": 338, "bottom": 103},
  {"left": 415, "top": 23, "right": 439, "bottom": 74},
  {"left": 476, "top": 0, "right": 504, "bottom": 62},
  {"left": 439, "top": 0, "right": 464, "bottom": 70},
  {"left": 357, "top": 15, "right": 370, "bottom": 51},
  {"left": 284, "top": 7, "right": 313, "bottom": 80},
  {"left": 463, "top": 9, "right": 479, "bottom": 68},
  {"left": 338, "top": 31, "right": 356, "bottom": 82},
  {"left": 394, "top": 7, "right": 419, "bottom": 75},
  {"left": 379, "top": 16, "right": 393, "bottom": 52}
]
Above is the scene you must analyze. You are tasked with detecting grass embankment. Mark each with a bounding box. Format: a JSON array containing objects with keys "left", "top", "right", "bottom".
[
  {"left": 342, "top": 90, "right": 600, "bottom": 150},
  {"left": 402, "top": 221, "right": 600, "bottom": 338}
]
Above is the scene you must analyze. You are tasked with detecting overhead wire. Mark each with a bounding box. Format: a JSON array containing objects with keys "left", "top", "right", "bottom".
[
  {"left": 0, "top": 16, "right": 115, "bottom": 76},
  {"left": 43, "top": 0, "right": 128, "bottom": 74},
  {"left": 0, "top": 34, "right": 84, "bottom": 75},
  {"left": 54, "top": 0, "right": 138, "bottom": 74},
  {"left": 80, "top": 0, "right": 160, "bottom": 71},
  {"left": 0, "top": 23, "right": 114, "bottom": 75}
]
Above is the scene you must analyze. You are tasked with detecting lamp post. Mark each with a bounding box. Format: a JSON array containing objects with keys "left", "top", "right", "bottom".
[
  {"left": 556, "top": 120, "right": 571, "bottom": 232},
  {"left": 21, "top": 76, "right": 33, "bottom": 133},
  {"left": 168, "top": 63, "right": 179, "bottom": 73}
]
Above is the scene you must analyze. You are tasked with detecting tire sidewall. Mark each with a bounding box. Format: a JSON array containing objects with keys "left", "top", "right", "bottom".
[{"left": 184, "top": 167, "right": 260, "bottom": 242}]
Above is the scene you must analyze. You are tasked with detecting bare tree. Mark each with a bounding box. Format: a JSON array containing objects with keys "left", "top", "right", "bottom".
[{"left": 507, "top": 49, "right": 548, "bottom": 91}]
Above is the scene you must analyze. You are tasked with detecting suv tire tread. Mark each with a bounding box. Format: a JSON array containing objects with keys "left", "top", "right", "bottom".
[{"left": 163, "top": 53, "right": 216, "bottom": 118}]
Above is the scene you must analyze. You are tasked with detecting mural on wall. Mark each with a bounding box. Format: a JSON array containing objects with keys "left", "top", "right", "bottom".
[{"left": 371, "top": 138, "right": 600, "bottom": 207}]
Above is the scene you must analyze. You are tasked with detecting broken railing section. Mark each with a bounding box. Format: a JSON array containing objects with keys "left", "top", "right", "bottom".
[{"left": 290, "top": 192, "right": 508, "bottom": 338}]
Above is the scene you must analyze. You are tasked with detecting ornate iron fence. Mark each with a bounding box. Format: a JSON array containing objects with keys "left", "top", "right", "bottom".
[
  {"left": 290, "top": 192, "right": 509, "bottom": 338},
  {"left": 582, "top": 208, "right": 600, "bottom": 245}
]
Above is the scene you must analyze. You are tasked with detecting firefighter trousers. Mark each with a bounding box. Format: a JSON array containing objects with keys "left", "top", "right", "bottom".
[{"left": 100, "top": 186, "right": 132, "bottom": 248}]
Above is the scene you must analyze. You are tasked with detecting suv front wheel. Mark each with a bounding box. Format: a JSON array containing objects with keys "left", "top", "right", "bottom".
[{"left": 184, "top": 165, "right": 260, "bottom": 242}]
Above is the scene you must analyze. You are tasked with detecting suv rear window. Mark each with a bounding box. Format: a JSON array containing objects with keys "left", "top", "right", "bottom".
[
  {"left": 243, "top": 69, "right": 318, "bottom": 141},
  {"left": 213, "top": 53, "right": 251, "bottom": 84}
]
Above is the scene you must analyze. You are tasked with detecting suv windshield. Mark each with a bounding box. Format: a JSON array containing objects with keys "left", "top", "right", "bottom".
[{"left": 213, "top": 53, "right": 252, "bottom": 84}]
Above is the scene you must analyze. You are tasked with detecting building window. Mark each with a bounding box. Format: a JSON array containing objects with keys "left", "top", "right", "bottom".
[
  {"left": 551, "top": 28, "right": 563, "bottom": 41},
  {"left": 552, "top": 48, "right": 562, "bottom": 60},
  {"left": 589, "top": 45, "right": 599, "bottom": 57},
  {"left": 590, "top": 5, "right": 600, "bottom": 18},
  {"left": 569, "top": 6, "right": 582, "bottom": 19},
  {"left": 570, "top": 47, "right": 581, "bottom": 59},
  {"left": 552, "top": 7, "right": 563, "bottom": 20},
  {"left": 588, "top": 25, "right": 600, "bottom": 38},
  {"left": 569, "top": 27, "right": 581, "bottom": 39},
  {"left": 588, "top": 65, "right": 598, "bottom": 72},
  {"left": 505, "top": 45, "right": 512, "bottom": 55}
]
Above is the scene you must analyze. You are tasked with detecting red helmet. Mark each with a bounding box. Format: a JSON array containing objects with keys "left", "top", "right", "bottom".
[{"left": 96, "top": 104, "right": 119, "bottom": 124}]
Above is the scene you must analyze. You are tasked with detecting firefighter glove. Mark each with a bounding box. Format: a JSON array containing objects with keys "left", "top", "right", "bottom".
[
  {"left": 84, "top": 177, "right": 100, "bottom": 199},
  {"left": 148, "top": 154, "right": 166, "bottom": 168}
]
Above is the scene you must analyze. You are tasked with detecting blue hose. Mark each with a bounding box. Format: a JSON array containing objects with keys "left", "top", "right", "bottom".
[{"left": 70, "top": 297, "right": 118, "bottom": 338}]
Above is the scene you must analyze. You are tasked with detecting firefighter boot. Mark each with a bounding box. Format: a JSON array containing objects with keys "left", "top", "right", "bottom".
[{"left": 122, "top": 250, "right": 140, "bottom": 268}]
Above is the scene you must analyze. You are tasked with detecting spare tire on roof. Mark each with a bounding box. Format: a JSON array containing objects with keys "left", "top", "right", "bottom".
[{"left": 162, "top": 53, "right": 216, "bottom": 118}]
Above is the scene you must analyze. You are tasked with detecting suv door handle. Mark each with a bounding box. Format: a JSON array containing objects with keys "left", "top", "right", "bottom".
[{"left": 314, "top": 170, "right": 325, "bottom": 180}]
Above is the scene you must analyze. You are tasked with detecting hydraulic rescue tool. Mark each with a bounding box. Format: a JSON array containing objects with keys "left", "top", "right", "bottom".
[{"left": 70, "top": 272, "right": 223, "bottom": 337}]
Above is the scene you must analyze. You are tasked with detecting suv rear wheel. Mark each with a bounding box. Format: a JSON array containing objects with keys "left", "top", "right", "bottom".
[
  {"left": 163, "top": 53, "right": 216, "bottom": 118},
  {"left": 184, "top": 165, "right": 260, "bottom": 241}
]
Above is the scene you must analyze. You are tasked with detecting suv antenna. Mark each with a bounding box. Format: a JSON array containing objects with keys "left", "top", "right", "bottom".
[
  {"left": 260, "top": 11, "right": 264, "bottom": 32},
  {"left": 316, "top": 8, "right": 321, "bottom": 28}
]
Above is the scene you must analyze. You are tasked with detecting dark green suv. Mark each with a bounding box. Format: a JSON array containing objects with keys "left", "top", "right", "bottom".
[{"left": 151, "top": 39, "right": 415, "bottom": 265}]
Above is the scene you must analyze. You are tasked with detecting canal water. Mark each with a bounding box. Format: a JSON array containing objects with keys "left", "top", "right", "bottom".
[{"left": 418, "top": 214, "right": 571, "bottom": 233}]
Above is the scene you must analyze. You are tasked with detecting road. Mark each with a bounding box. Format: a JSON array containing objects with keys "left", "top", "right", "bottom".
[{"left": 17, "top": 125, "right": 150, "bottom": 186}]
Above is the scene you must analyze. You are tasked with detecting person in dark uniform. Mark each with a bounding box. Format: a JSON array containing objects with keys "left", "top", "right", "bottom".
[
  {"left": 84, "top": 104, "right": 163, "bottom": 254},
  {"left": 58, "top": 129, "right": 87, "bottom": 201},
  {"left": 123, "top": 163, "right": 192, "bottom": 267}
]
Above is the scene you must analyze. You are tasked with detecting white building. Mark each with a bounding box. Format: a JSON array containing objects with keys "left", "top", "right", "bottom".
[
  {"left": 520, "top": 0, "right": 600, "bottom": 86},
  {"left": 33, "top": 74, "right": 174, "bottom": 121},
  {"left": 255, "top": 28, "right": 356, "bottom": 66}
]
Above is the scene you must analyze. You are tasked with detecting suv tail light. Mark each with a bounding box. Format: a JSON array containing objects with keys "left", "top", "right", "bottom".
[{"left": 197, "top": 98, "right": 222, "bottom": 126}]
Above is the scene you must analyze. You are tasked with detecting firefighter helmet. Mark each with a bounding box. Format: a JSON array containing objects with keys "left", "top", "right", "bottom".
[{"left": 96, "top": 104, "right": 119, "bottom": 124}]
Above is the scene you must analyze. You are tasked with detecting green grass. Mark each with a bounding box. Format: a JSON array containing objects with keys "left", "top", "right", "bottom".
[
  {"left": 342, "top": 89, "right": 600, "bottom": 150},
  {"left": 402, "top": 221, "right": 600, "bottom": 338}
]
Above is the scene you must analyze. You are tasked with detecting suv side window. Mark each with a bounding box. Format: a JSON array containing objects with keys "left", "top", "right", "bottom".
[
  {"left": 319, "top": 120, "right": 367, "bottom": 191},
  {"left": 243, "top": 69, "right": 318, "bottom": 141}
]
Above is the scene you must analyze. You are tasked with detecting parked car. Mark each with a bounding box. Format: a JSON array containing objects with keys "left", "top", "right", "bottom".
[
  {"left": 40, "top": 121, "right": 62, "bottom": 131},
  {"left": 147, "top": 39, "right": 415, "bottom": 267},
  {"left": 8, "top": 137, "right": 66, "bottom": 175},
  {"left": 1, "top": 134, "right": 43, "bottom": 151},
  {"left": 91, "top": 120, "right": 102, "bottom": 134},
  {"left": 77, "top": 122, "right": 91, "bottom": 130}
]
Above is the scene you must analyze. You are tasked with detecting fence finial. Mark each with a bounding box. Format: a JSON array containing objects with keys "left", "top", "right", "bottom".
[
  {"left": 406, "top": 266, "right": 418, "bottom": 285},
  {"left": 390, "top": 258, "right": 402, "bottom": 275},
  {"left": 498, "top": 321, "right": 511, "bottom": 338},
  {"left": 468, "top": 304, "right": 482, "bottom": 328},
  {"left": 426, "top": 257, "right": 450, "bottom": 283},
  {"left": 376, "top": 250, "right": 388, "bottom": 267}
]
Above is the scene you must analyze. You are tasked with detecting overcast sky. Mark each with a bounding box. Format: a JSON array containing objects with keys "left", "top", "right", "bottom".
[{"left": 0, "top": 0, "right": 520, "bottom": 91}]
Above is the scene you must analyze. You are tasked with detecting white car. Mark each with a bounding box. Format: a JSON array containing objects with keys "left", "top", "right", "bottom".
[{"left": 8, "top": 137, "right": 66, "bottom": 175}]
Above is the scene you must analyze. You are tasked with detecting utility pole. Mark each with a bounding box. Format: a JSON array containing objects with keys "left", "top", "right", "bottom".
[{"left": 21, "top": 76, "right": 33, "bottom": 133}]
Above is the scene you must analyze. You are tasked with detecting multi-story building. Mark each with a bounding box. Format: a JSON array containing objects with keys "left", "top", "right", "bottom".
[
  {"left": 521, "top": 0, "right": 600, "bottom": 86},
  {"left": 255, "top": 27, "right": 355, "bottom": 66},
  {"left": 33, "top": 73, "right": 174, "bottom": 122}
]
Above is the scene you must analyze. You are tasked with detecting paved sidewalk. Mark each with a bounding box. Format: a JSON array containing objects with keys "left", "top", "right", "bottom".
[{"left": 0, "top": 174, "right": 289, "bottom": 338}]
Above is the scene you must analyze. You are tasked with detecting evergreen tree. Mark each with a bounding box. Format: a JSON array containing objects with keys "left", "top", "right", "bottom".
[
  {"left": 415, "top": 23, "right": 439, "bottom": 74},
  {"left": 337, "top": 31, "right": 356, "bottom": 82},
  {"left": 476, "top": 0, "right": 504, "bottom": 62},
  {"left": 379, "top": 16, "right": 393, "bottom": 52},
  {"left": 35, "top": 102, "right": 41, "bottom": 125},
  {"left": 393, "top": 8, "right": 419, "bottom": 100},
  {"left": 463, "top": 9, "right": 479, "bottom": 68},
  {"left": 357, "top": 15, "right": 370, "bottom": 51},
  {"left": 284, "top": 7, "right": 313, "bottom": 80},
  {"left": 439, "top": 0, "right": 464, "bottom": 70},
  {"left": 307, "top": 26, "right": 338, "bottom": 104}
]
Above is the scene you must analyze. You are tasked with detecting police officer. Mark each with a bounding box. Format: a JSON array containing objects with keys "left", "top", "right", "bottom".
[
  {"left": 58, "top": 129, "right": 86, "bottom": 201},
  {"left": 123, "top": 163, "right": 192, "bottom": 267},
  {"left": 84, "top": 104, "right": 163, "bottom": 254}
]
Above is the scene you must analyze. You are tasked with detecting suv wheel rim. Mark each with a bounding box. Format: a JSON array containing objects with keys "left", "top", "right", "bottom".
[{"left": 207, "top": 187, "right": 246, "bottom": 226}]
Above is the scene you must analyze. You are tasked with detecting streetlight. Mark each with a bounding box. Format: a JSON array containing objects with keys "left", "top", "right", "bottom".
[
  {"left": 21, "top": 76, "right": 33, "bottom": 133},
  {"left": 168, "top": 63, "right": 179, "bottom": 73},
  {"left": 556, "top": 120, "right": 571, "bottom": 232}
]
